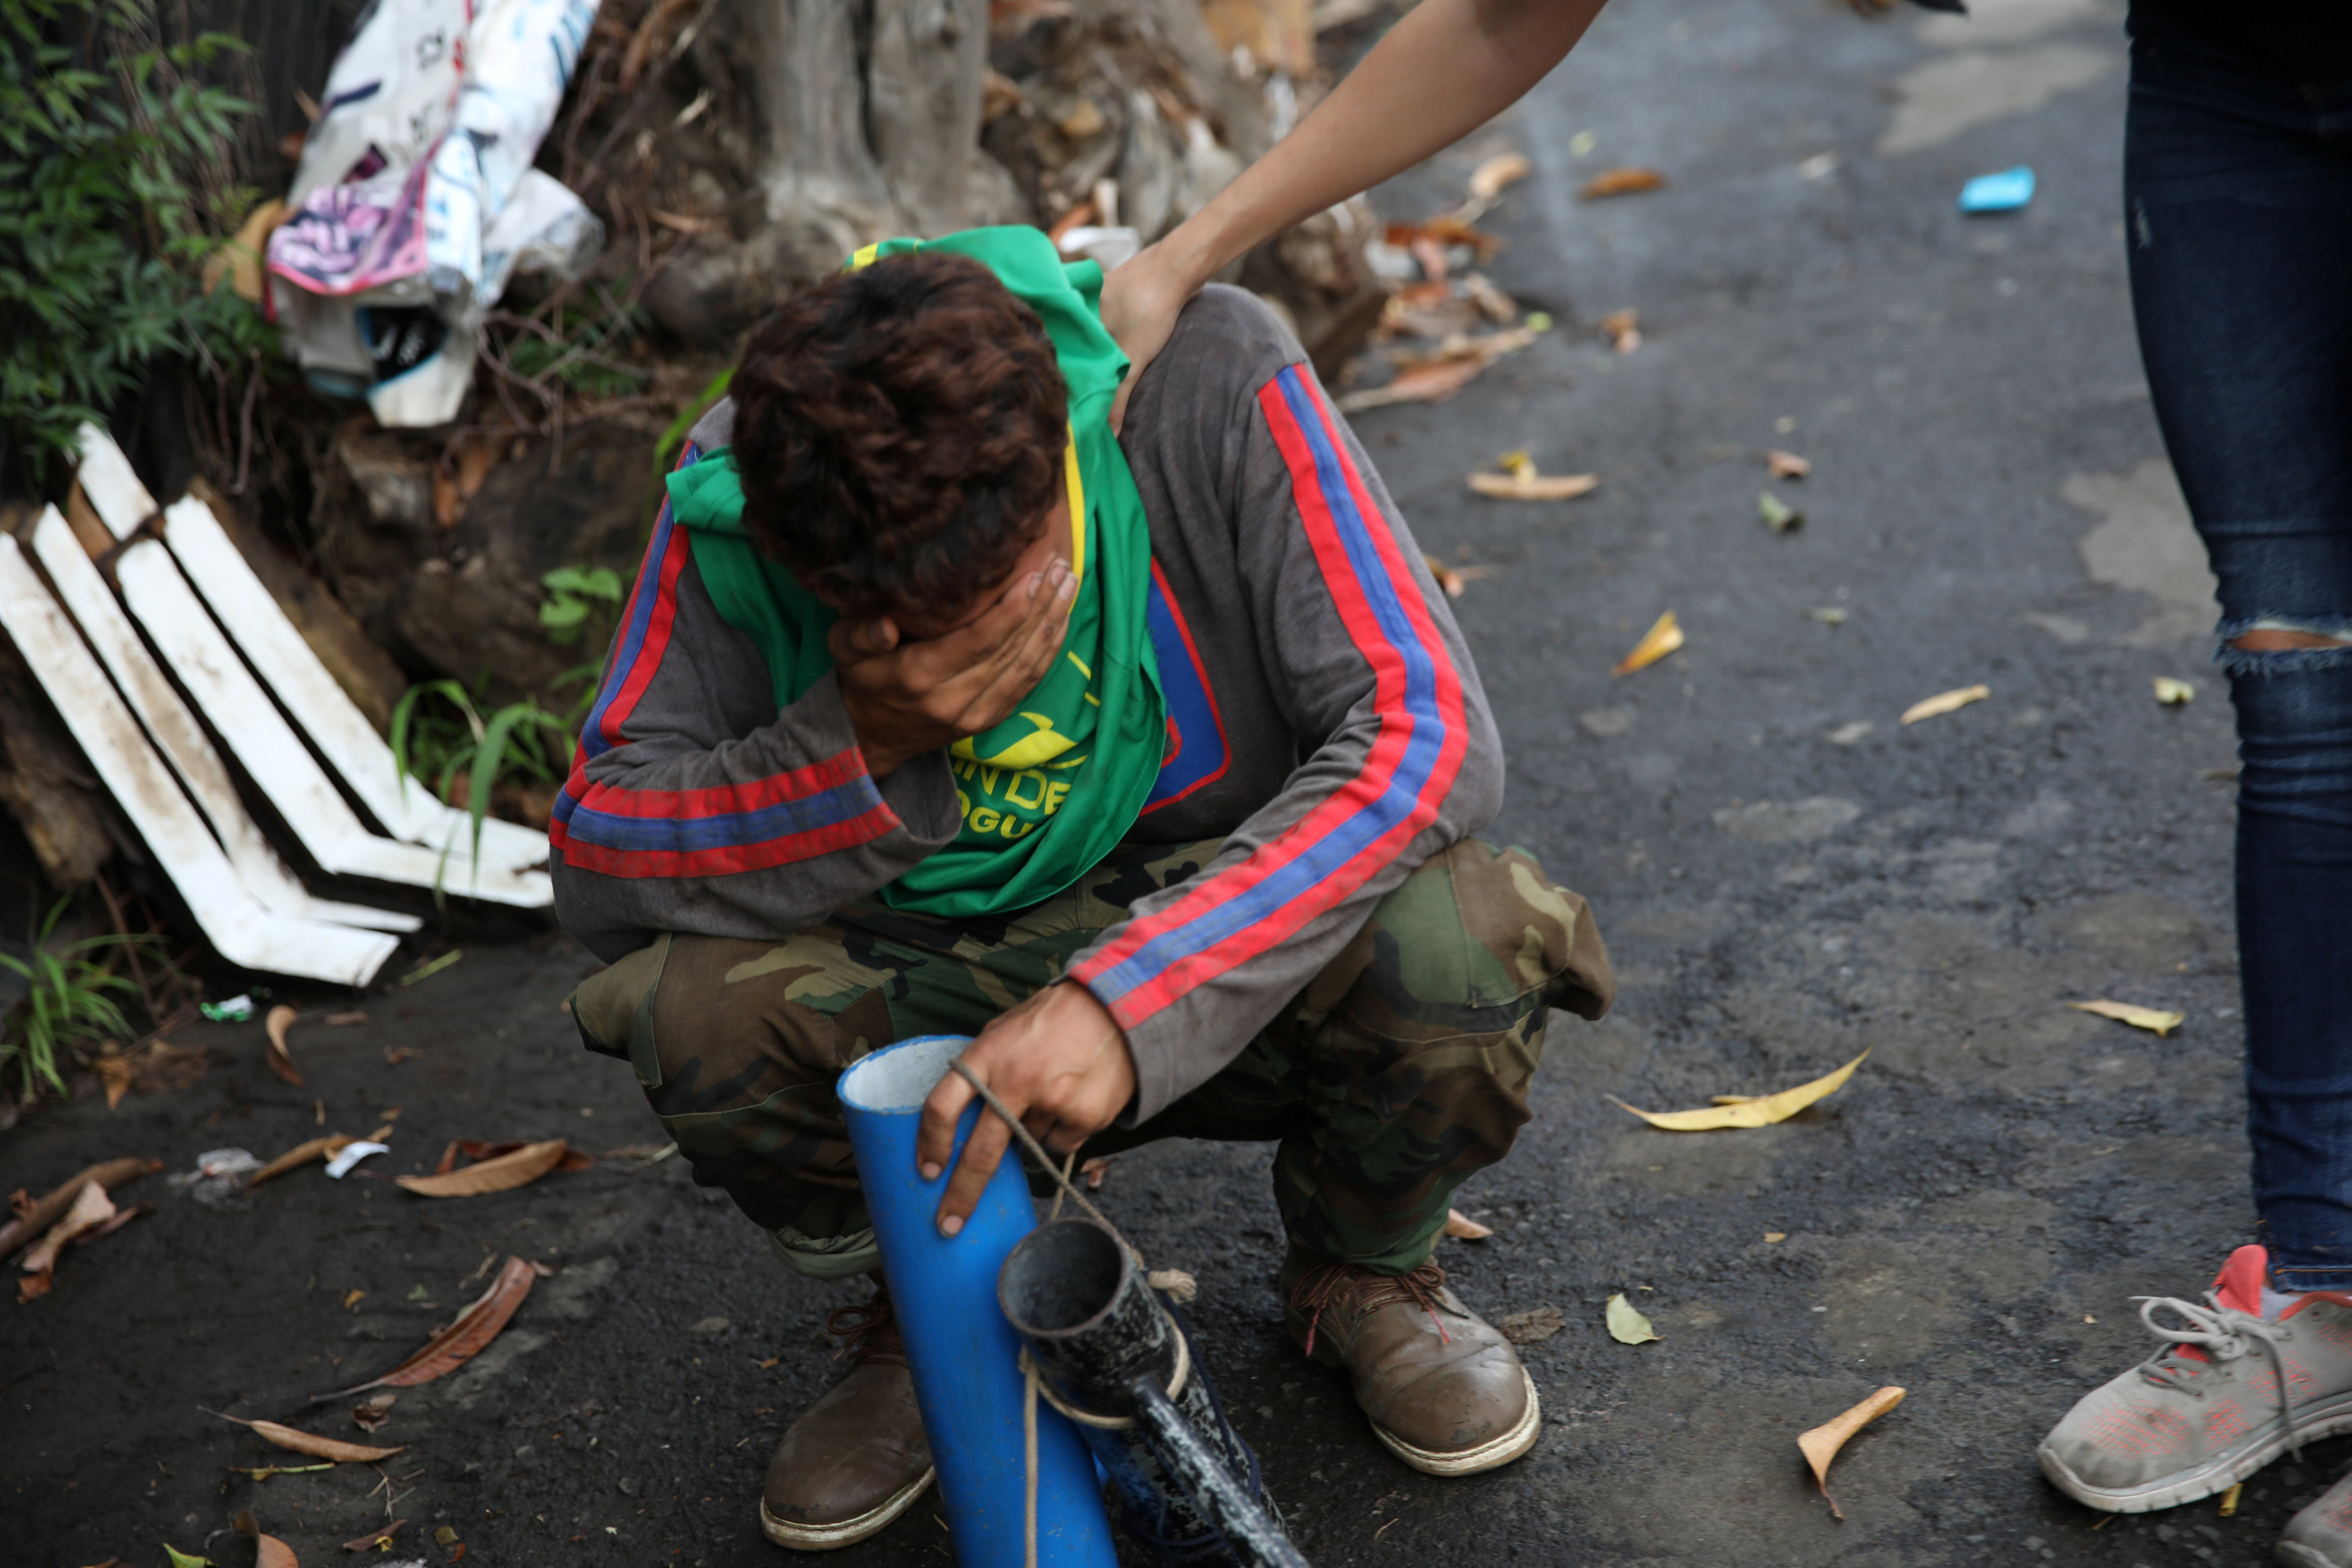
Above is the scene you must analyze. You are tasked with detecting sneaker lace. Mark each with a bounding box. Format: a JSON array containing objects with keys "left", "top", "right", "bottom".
[
  {"left": 1289, "top": 1258, "right": 1452, "bottom": 1359},
  {"left": 2134, "top": 1290, "right": 2300, "bottom": 1457},
  {"left": 825, "top": 1291, "right": 905, "bottom": 1368}
]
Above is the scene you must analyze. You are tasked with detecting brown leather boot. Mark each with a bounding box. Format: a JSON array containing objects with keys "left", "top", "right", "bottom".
[
  {"left": 759, "top": 1287, "right": 935, "bottom": 1550},
  {"left": 1280, "top": 1245, "right": 1540, "bottom": 1476}
]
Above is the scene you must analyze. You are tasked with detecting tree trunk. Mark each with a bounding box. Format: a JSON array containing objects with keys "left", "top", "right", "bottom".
[{"left": 643, "top": 0, "right": 992, "bottom": 342}]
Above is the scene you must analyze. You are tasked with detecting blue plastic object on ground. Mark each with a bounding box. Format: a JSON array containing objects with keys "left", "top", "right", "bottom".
[
  {"left": 1959, "top": 166, "right": 2035, "bottom": 214},
  {"left": 839, "top": 1035, "right": 1119, "bottom": 1567}
]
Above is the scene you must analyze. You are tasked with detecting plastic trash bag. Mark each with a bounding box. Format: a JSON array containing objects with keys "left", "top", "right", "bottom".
[{"left": 265, "top": 0, "right": 605, "bottom": 427}]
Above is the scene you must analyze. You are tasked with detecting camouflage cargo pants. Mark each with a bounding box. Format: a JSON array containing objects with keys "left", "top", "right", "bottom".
[{"left": 570, "top": 838, "right": 1612, "bottom": 1278}]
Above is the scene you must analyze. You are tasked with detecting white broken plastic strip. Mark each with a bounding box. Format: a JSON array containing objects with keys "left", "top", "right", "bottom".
[
  {"left": 0, "top": 529, "right": 401, "bottom": 985},
  {"left": 69, "top": 424, "right": 550, "bottom": 876},
  {"left": 26, "top": 510, "right": 421, "bottom": 934},
  {"left": 110, "top": 540, "right": 552, "bottom": 908}
]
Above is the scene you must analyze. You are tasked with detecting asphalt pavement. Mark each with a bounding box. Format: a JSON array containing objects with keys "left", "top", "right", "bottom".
[{"left": 4, "top": 0, "right": 2293, "bottom": 1563}]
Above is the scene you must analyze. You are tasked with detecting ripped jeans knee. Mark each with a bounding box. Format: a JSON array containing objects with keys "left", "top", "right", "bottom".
[{"left": 2218, "top": 615, "right": 2352, "bottom": 672}]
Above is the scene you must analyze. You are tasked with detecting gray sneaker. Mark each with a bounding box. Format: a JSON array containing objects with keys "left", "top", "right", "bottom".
[
  {"left": 2038, "top": 1246, "right": 2352, "bottom": 1513},
  {"left": 2281, "top": 1473, "right": 2352, "bottom": 1568}
]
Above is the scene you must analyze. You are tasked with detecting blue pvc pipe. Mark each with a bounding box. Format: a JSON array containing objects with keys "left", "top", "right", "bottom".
[{"left": 838, "top": 1035, "right": 1118, "bottom": 1568}]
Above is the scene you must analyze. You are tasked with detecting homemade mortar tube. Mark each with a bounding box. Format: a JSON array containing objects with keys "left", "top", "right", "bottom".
[
  {"left": 837, "top": 1035, "right": 1118, "bottom": 1568},
  {"left": 1001, "top": 1217, "right": 1306, "bottom": 1568}
]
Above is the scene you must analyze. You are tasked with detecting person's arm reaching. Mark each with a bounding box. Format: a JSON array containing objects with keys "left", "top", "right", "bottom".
[{"left": 1101, "top": 0, "right": 1609, "bottom": 425}]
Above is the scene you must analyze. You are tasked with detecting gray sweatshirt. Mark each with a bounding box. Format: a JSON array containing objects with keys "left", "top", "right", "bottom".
[{"left": 550, "top": 286, "right": 1503, "bottom": 1120}]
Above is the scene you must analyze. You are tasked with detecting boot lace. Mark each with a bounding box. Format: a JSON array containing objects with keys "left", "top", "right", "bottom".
[
  {"left": 1290, "top": 1258, "right": 1452, "bottom": 1358},
  {"left": 2134, "top": 1291, "right": 2299, "bottom": 1456},
  {"left": 825, "top": 1291, "right": 905, "bottom": 1368}
]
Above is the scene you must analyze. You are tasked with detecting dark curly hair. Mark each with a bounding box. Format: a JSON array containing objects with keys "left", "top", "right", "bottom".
[{"left": 728, "top": 251, "right": 1067, "bottom": 622}]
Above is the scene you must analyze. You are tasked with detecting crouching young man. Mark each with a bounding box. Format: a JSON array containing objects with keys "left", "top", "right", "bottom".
[{"left": 554, "top": 230, "right": 1613, "bottom": 1550}]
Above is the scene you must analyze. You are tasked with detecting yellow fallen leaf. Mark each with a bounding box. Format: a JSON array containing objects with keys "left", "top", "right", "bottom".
[
  {"left": 1764, "top": 1232, "right": 1787, "bottom": 1243},
  {"left": 1612, "top": 611, "right": 1683, "bottom": 677},
  {"left": 1799, "top": 1386, "right": 1904, "bottom": 1520},
  {"left": 1469, "top": 153, "right": 1532, "bottom": 203},
  {"left": 1442, "top": 1208, "right": 1493, "bottom": 1239},
  {"left": 1900, "top": 684, "right": 1990, "bottom": 725},
  {"left": 1611, "top": 1049, "right": 1869, "bottom": 1131},
  {"left": 2220, "top": 1482, "right": 2242, "bottom": 1517},
  {"left": 2067, "top": 1000, "right": 2185, "bottom": 1038},
  {"left": 1468, "top": 472, "right": 1600, "bottom": 502},
  {"left": 2154, "top": 677, "right": 2195, "bottom": 705},
  {"left": 1605, "top": 1293, "right": 1659, "bottom": 1344},
  {"left": 1498, "top": 449, "right": 1535, "bottom": 478}
]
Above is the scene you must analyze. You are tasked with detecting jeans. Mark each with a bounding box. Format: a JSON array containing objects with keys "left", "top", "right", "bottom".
[{"left": 2125, "top": 17, "right": 2352, "bottom": 1287}]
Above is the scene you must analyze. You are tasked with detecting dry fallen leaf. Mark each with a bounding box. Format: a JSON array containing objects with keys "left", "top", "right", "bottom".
[
  {"left": 96, "top": 1052, "right": 131, "bottom": 1110},
  {"left": 319, "top": 1254, "right": 538, "bottom": 1398},
  {"left": 247, "top": 1135, "right": 361, "bottom": 1189},
  {"left": 1443, "top": 1208, "right": 1495, "bottom": 1240},
  {"left": 1766, "top": 449, "right": 1812, "bottom": 480},
  {"left": 1605, "top": 1293, "right": 1661, "bottom": 1344},
  {"left": 1764, "top": 1232, "right": 1788, "bottom": 1244},
  {"left": 1900, "top": 684, "right": 1990, "bottom": 725},
  {"left": 342, "top": 1521, "right": 406, "bottom": 1552},
  {"left": 1597, "top": 308, "right": 1642, "bottom": 353},
  {"left": 1469, "top": 152, "right": 1532, "bottom": 203},
  {"left": 342, "top": 1289, "right": 365, "bottom": 1310},
  {"left": 2154, "top": 677, "right": 2195, "bottom": 705},
  {"left": 396, "top": 1139, "right": 570, "bottom": 1197},
  {"left": 1581, "top": 167, "right": 1667, "bottom": 200},
  {"left": 1612, "top": 611, "right": 1684, "bottom": 677},
  {"left": 324, "top": 1011, "right": 368, "bottom": 1027},
  {"left": 1421, "top": 554, "right": 1495, "bottom": 598},
  {"left": 352, "top": 1393, "right": 398, "bottom": 1432},
  {"left": 0, "top": 1156, "right": 159, "bottom": 1262},
  {"left": 233, "top": 1509, "right": 298, "bottom": 1568},
  {"left": 210, "top": 1410, "right": 405, "bottom": 1463},
  {"left": 1498, "top": 1304, "right": 1566, "bottom": 1344},
  {"left": 2068, "top": 1000, "right": 2186, "bottom": 1038},
  {"left": 1611, "top": 1049, "right": 1870, "bottom": 1131},
  {"left": 17, "top": 1180, "right": 115, "bottom": 1300},
  {"left": 1468, "top": 471, "right": 1601, "bottom": 502},
  {"left": 1335, "top": 327, "right": 1538, "bottom": 412},
  {"left": 1799, "top": 1385, "right": 1905, "bottom": 1520},
  {"left": 1383, "top": 216, "right": 1503, "bottom": 259},
  {"left": 263, "top": 1004, "right": 302, "bottom": 1087},
  {"left": 447, "top": 1138, "right": 595, "bottom": 1172}
]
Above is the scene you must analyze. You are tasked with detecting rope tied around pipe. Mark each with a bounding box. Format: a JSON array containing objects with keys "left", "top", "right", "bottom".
[{"left": 948, "top": 1059, "right": 1210, "bottom": 1568}]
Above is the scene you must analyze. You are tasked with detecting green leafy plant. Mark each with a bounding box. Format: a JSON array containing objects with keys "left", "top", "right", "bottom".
[
  {"left": 389, "top": 667, "right": 600, "bottom": 863},
  {"left": 538, "top": 564, "right": 624, "bottom": 645},
  {"left": 0, "top": 897, "right": 144, "bottom": 1098},
  {"left": 0, "top": 0, "right": 272, "bottom": 490}
]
